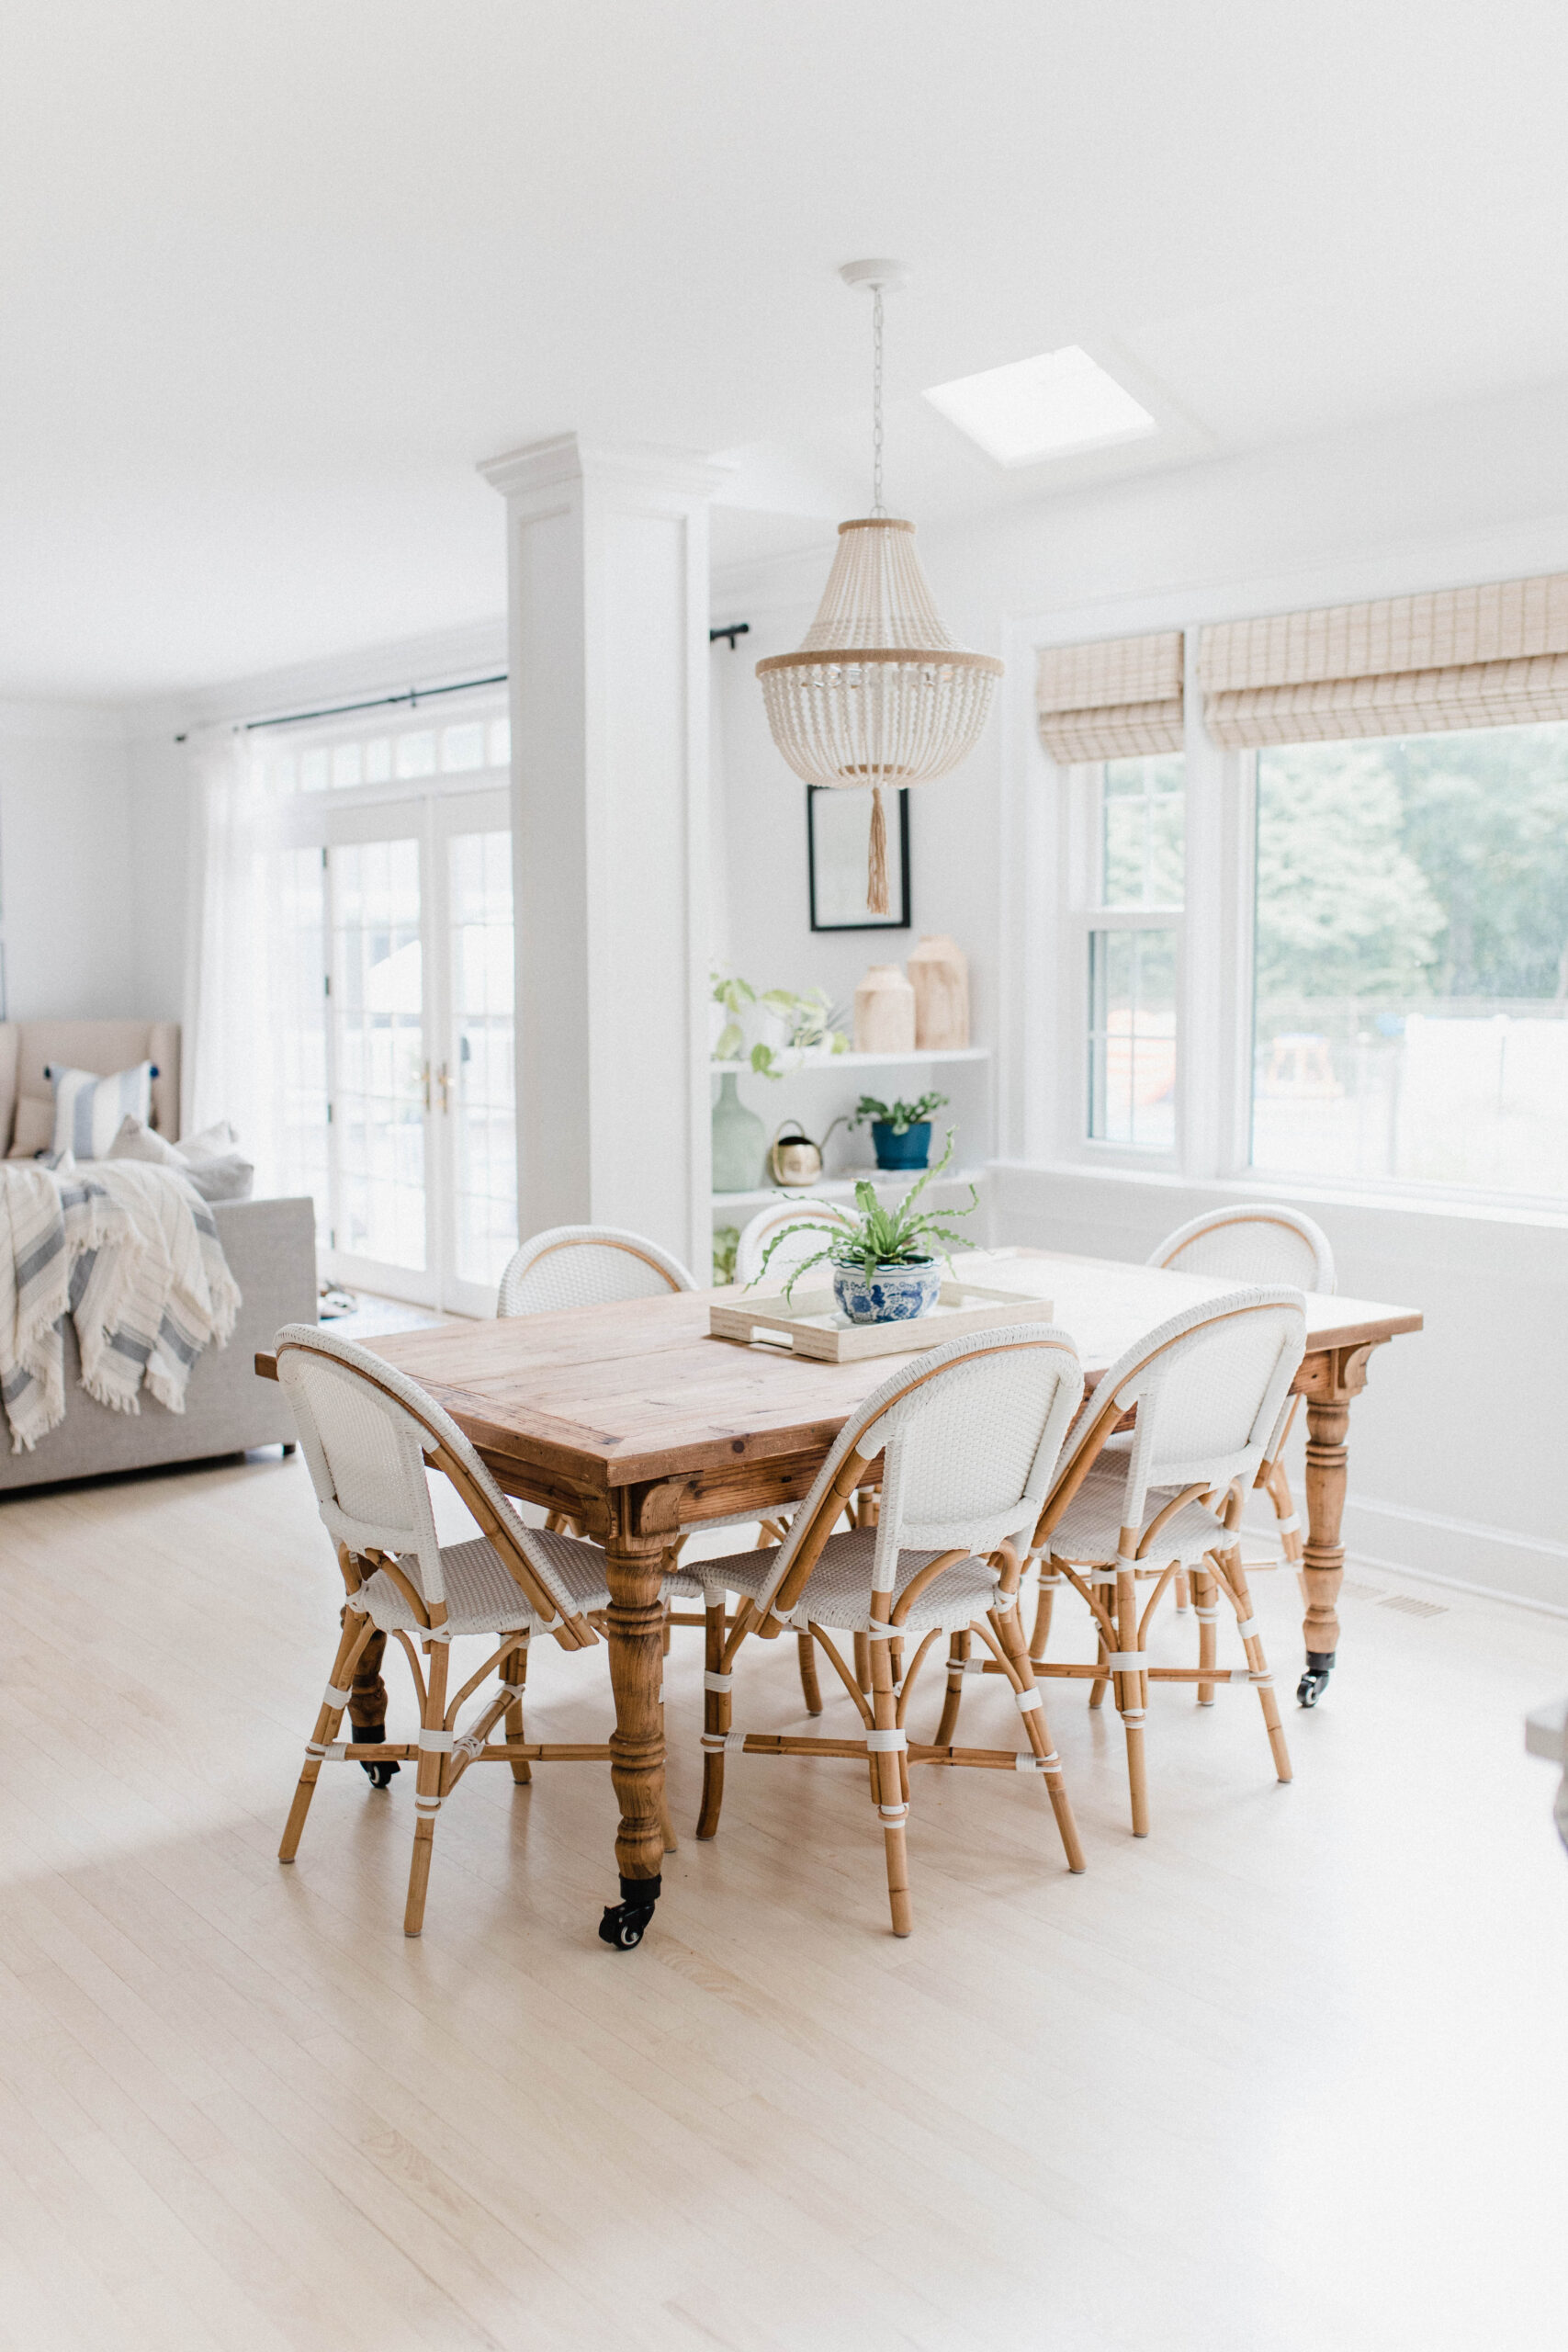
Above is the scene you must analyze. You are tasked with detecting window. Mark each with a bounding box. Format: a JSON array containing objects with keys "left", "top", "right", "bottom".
[
  {"left": 1077, "top": 755, "right": 1184, "bottom": 1154},
  {"left": 1251, "top": 724, "right": 1568, "bottom": 1196}
]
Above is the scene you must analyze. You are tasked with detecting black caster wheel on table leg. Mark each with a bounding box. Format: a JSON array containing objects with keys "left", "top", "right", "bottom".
[
  {"left": 355, "top": 1723, "right": 399, "bottom": 1787},
  {"left": 598, "top": 1874, "right": 660, "bottom": 1950},
  {"left": 1297, "top": 1652, "right": 1335, "bottom": 1708}
]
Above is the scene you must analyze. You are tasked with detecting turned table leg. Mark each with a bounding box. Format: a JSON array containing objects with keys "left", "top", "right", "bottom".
[
  {"left": 598, "top": 1525, "right": 670, "bottom": 1951},
  {"left": 348, "top": 1624, "right": 399, "bottom": 1788},
  {"left": 1297, "top": 1342, "right": 1378, "bottom": 1708}
]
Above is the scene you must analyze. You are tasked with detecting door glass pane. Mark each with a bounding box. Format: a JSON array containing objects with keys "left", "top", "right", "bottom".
[
  {"left": 1102, "top": 754, "right": 1184, "bottom": 907},
  {"left": 1251, "top": 727, "right": 1568, "bottom": 1193},
  {"left": 449, "top": 829, "right": 516, "bottom": 1287},
  {"left": 1089, "top": 928, "right": 1177, "bottom": 1150},
  {"left": 332, "top": 837, "right": 426, "bottom": 1269}
]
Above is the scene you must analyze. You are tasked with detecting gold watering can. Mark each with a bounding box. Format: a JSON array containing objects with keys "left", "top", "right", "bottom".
[{"left": 768, "top": 1117, "right": 846, "bottom": 1188}]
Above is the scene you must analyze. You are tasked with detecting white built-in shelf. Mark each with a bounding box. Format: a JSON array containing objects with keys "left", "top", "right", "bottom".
[
  {"left": 712, "top": 1165, "right": 988, "bottom": 1215},
  {"left": 710, "top": 1046, "right": 990, "bottom": 1075}
]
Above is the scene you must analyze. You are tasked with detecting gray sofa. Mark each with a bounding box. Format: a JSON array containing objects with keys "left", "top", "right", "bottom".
[
  {"left": 0, "top": 1195, "right": 319, "bottom": 1491},
  {"left": 0, "top": 1019, "right": 318, "bottom": 1490}
]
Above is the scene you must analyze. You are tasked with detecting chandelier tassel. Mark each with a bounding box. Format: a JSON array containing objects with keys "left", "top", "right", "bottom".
[{"left": 867, "top": 785, "right": 890, "bottom": 917}]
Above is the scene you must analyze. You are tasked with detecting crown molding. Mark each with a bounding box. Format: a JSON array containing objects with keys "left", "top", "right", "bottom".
[{"left": 479, "top": 431, "right": 732, "bottom": 505}]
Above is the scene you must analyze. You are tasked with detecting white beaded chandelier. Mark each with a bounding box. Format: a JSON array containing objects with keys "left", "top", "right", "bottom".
[{"left": 757, "top": 261, "right": 1004, "bottom": 915}]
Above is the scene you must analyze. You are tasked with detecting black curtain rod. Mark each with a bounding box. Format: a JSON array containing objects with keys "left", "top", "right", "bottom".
[{"left": 238, "top": 672, "right": 508, "bottom": 735}]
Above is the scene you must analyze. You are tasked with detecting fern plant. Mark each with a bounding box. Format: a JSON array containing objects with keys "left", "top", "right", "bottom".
[{"left": 752, "top": 1129, "right": 976, "bottom": 1298}]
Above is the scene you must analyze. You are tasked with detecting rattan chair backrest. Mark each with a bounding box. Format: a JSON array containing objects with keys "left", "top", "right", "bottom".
[
  {"left": 274, "top": 1323, "right": 572, "bottom": 1626},
  {"left": 1150, "top": 1204, "right": 1335, "bottom": 1292},
  {"left": 759, "top": 1326, "right": 1085, "bottom": 1621},
  {"left": 497, "top": 1224, "right": 697, "bottom": 1317},
  {"left": 734, "top": 1199, "right": 856, "bottom": 1286},
  {"left": 1044, "top": 1288, "right": 1307, "bottom": 1552}
]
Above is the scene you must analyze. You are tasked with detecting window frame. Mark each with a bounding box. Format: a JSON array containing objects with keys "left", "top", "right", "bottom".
[{"left": 1051, "top": 755, "right": 1187, "bottom": 1173}]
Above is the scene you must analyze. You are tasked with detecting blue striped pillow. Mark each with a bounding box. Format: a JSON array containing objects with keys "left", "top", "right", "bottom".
[{"left": 47, "top": 1062, "right": 157, "bottom": 1160}]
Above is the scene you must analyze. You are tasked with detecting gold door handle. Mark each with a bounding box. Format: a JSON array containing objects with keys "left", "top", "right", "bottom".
[{"left": 437, "top": 1062, "right": 451, "bottom": 1114}]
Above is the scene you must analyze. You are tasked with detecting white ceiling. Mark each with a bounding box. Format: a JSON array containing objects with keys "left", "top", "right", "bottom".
[{"left": 5, "top": 1, "right": 1568, "bottom": 701}]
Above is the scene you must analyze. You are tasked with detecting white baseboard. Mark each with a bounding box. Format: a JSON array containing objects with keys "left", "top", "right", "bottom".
[{"left": 1337, "top": 1495, "right": 1568, "bottom": 1617}]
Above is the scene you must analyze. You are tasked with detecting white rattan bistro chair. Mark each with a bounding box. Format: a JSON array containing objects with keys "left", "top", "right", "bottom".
[
  {"left": 499, "top": 1217, "right": 822, "bottom": 1713},
  {"left": 690, "top": 1327, "right": 1089, "bottom": 1937},
  {"left": 733, "top": 1198, "right": 856, "bottom": 1286},
  {"left": 1002, "top": 1288, "right": 1307, "bottom": 1838},
  {"left": 1148, "top": 1205, "right": 1334, "bottom": 1598},
  {"left": 497, "top": 1222, "right": 698, "bottom": 1316},
  {"left": 274, "top": 1324, "right": 699, "bottom": 1937}
]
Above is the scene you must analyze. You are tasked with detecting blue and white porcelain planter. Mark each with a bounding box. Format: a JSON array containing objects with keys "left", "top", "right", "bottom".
[{"left": 831, "top": 1257, "right": 942, "bottom": 1326}]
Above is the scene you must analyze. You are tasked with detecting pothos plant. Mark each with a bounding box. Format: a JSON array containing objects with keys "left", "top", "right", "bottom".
[
  {"left": 753, "top": 1129, "right": 977, "bottom": 1298},
  {"left": 711, "top": 971, "right": 850, "bottom": 1078}
]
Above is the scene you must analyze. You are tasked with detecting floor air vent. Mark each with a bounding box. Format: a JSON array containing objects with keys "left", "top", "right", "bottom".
[{"left": 1378, "top": 1593, "right": 1449, "bottom": 1618}]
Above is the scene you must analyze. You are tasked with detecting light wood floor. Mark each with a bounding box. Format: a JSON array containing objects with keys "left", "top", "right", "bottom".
[{"left": 2, "top": 1453, "right": 1565, "bottom": 2352}]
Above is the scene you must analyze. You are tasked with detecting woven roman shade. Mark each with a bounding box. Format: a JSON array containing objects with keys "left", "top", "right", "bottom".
[
  {"left": 1200, "top": 572, "right": 1568, "bottom": 747},
  {"left": 1036, "top": 630, "right": 1184, "bottom": 763}
]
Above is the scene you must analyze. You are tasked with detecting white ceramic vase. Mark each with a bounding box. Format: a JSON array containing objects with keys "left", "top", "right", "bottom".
[
  {"left": 908, "top": 933, "right": 970, "bottom": 1049},
  {"left": 853, "top": 963, "right": 916, "bottom": 1053}
]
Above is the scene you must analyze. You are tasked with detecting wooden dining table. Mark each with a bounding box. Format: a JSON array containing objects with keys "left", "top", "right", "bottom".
[{"left": 258, "top": 1246, "right": 1421, "bottom": 1946}]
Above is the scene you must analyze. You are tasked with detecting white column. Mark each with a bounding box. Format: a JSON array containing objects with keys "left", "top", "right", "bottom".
[{"left": 479, "top": 435, "right": 724, "bottom": 1278}]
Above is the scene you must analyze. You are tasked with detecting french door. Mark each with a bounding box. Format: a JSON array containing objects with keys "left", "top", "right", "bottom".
[{"left": 319, "top": 786, "right": 515, "bottom": 1314}]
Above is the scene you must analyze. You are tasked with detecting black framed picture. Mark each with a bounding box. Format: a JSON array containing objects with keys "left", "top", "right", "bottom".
[{"left": 807, "top": 786, "right": 911, "bottom": 931}]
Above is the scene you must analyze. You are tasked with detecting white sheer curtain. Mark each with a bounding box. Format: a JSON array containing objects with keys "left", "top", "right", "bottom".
[{"left": 183, "top": 728, "right": 326, "bottom": 1219}]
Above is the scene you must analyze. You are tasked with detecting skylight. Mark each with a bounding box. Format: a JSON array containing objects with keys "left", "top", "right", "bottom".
[{"left": 924, "top": 345, "right": 1157, "bottom": 468}]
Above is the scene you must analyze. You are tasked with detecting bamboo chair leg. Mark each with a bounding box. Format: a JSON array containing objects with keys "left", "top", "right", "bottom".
[
  {"left": 1194, "top": 1562, "right": 1219, "bottom": 1705},
  {"left": 869, "top": 1625, "right": 912, "bottom": 1937},
  {"left": 696, "top": 1599, "right": 729, "bottom": 1839},
  {"left": 1030, "top": 1567, "right": 1059, "bottom": 1664},
  {"left": 795, "top": 1629, "right": 824, "bottom": 1717},
  {"left": 990, "top": 1601, "right": 1085, "bottom": 1874},
  {"left": 1115, "top": 1568, "right": 1150, "bottom": 1838},
  {"left": 853, "top": 1631, "right": 872, "bottom": 1696},
  {"left": 1174, "top": 1570, "right": 1191, "bottom": 1614},
  {"left": 404, "top": 1641, "right": 450, "bottom": 1938},
  {"left": 1266, "top": 1458, "right": 1304, "bottom": 1567},
  {"left": 936, "top": 1629, "right": 969, "bottom": 1747},
  {"left": 500, "top": 1638, "right": 531, "bottom": 1784},
  {"left": 279, "top": 1610, "right": 370, "bottom": 1861},
  {"left": 1089, "top": 1616, "right": 1110, "bottom": 1710},
  {"left": 1219, "top": 1544, "right": 1292, "bottom": 1785}
]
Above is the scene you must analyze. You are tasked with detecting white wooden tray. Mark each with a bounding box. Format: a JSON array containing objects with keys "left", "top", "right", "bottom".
[{"left": 708, "top": 1282, "right": 1057, "bottom": 1363}]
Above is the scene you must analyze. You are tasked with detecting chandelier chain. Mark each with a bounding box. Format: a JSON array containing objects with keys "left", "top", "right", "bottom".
[{"left": 872, "top": 284, "right": 885, "bottom": 516}]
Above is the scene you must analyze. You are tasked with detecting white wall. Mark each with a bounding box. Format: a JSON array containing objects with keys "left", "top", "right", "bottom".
[
  {"left": 126, "top": 731, "right": 194, "bottom": 1021},
  {"left": 712, "top": 372, "right": 1568, "bottom": 1611},
  {"left": 0, "top": 702, "right": 137, "bottom": 1020}
]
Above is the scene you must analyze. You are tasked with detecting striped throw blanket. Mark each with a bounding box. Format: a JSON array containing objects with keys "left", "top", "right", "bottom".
[{"left": 0, "top": 1159, "right": 242, "bottom": 1453}]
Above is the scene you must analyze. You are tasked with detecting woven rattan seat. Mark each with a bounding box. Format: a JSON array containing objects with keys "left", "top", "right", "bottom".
[
  {"left": 1044, "top": 1468, "right": 1231, "bottom": 1573},
  {"left": 696, "top": 1529, "right": 1006, "bottom": 1634}
]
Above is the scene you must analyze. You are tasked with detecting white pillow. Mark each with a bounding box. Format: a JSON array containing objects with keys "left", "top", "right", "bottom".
[
  {"left": 108, "top": 1114, "right": 254, "bottom": 1204},
  {"left": 48, "top": 1061, "right": 155, "bottom": 1159}
]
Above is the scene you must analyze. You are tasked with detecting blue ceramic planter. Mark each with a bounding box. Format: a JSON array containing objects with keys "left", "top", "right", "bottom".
[
  {"left": 832, "top": 1257, "right": 942, "bottom": 1326},
  {"left": 871, "top": 1120, "right": 931, "bottom": 1170}
]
